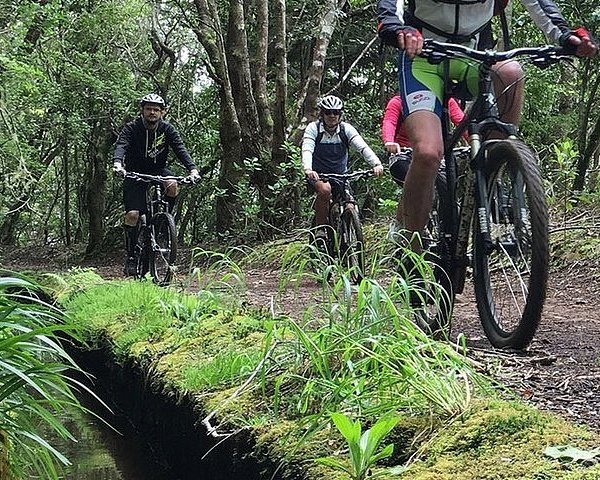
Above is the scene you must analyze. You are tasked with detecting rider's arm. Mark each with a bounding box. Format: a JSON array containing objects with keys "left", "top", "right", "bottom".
[
  {"left": 519, "top": 0, "right": 575, "bottom": 46},
  {"left": 382, "top": 96, "right": 401, "bottom": 144},
  {"left": 377, "top": 0, "right": 405, "bottom": 47},
  {"left": 301, "top": 122, "right": 318, "bottom": 176},
  {"left": 165, "top": 123, "right": 197, "bottom": 172},
  {"left": 113, "top": 122, "right": 134, "bottom": 167},
  {"left": 344, "top": 123, "right": 383, "bottom": 175},
  {"left": 382, "top": 96, "right": 403, "bottom": 153}
]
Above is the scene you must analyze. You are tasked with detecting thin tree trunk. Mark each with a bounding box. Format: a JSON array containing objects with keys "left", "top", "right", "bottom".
[
  {"left": 62, "top": 137, "right": 72, "bottom": 246},
  {"left": 85, "top": 118, "right": 109, "bottom": 255},
  {"left": 251, "top": 0, "right": 273, "bottom": 144},
  {"left": 290, "top": 0, "right": 347, "bottom": 144}
]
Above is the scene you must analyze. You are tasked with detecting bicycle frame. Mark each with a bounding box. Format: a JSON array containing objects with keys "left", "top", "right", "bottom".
[
  {"left": 426, "top": 41, "right": 569, "bottom": 293},
  {"left": 122, "top": 171, "right": 194, "bottom": 284}
]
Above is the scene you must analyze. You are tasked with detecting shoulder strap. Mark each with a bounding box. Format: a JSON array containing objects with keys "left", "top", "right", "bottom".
[
  {"left": 315, "top": 121, "right": 350, "bottom": 151},
  {"left": 339, "top": 123, "right": 349, "bottom": 150}
]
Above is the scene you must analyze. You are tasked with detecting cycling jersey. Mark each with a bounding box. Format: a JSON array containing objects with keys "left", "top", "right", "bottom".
[
  {"left": 302, "top": 121, "right": 381, "bottom": 174},
  {"left": 113, "top": 117, "right": 196, "bottom": 174},
  {"left": 378, "top": 0, "right": 571, "bottom": 47},
  {"left": 382, "top": 95, "right": 465, "bottom": 146}
]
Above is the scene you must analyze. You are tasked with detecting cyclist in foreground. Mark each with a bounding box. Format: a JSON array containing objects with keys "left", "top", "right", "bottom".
[
  {"left": 112, "top": 93, "right": 199, "bottom": 276},
  {"left": 302, "top": 95, "right": 384, "bottom": 238},
  {"left": 377, "top": 0, "right": 597, "bottom": 255}
]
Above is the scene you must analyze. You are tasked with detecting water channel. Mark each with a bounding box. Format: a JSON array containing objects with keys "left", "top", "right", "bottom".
[{"left": 49, "top": 393, "right": 175, "bottom": 480}]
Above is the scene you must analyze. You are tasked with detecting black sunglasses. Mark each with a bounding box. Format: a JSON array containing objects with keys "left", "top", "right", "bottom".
[{"left": 323, "top": 109, "right": 342, "bottom": 116}]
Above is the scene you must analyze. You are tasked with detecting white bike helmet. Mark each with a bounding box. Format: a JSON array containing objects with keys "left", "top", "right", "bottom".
[
  {"left": 317, "top": 95, "right": 344, "bottom": 111},
  {"left": 140, "top": 93, "right": 166, "bottom": 107}
]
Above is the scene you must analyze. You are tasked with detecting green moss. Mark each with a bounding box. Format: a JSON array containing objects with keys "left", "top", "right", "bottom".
[
  {"left": 55, "top": 274, "right": 600, "bottom": 480},
  {"left": 395, "top": 399, "right": 600, "bottom": 480}
]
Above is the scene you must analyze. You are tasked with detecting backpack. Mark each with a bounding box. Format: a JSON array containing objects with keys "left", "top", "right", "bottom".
[{"left": 315, "top": 122, "right": 350, "bottom": 151}]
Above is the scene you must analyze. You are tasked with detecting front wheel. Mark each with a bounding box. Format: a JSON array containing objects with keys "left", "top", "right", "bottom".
[
  {"left": 473, "top": 140, "right": 549, "bottom": 349},
  {"left": 339, "top": 207, "right": 365, "bottom": 284},
  {"left": 150, "top": 212, "right": 177, "bottom": 285}
]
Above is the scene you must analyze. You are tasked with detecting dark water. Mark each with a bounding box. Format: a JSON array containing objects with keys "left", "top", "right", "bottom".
[{"left": 51, "top": 399, "right": 174, "bottom": 480}]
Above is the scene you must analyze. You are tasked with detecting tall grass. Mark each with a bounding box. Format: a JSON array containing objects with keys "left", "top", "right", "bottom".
[{"left": 0, "top": 274, "right": 103, "bottom": 479}]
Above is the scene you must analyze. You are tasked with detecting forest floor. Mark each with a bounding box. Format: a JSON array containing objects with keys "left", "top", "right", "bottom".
[{"left": 2, "top": 240, "right": 600, "bottom": 432}]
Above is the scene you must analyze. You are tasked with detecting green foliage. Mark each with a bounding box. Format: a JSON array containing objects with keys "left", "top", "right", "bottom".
[
  {"left": 545, "top": 445, "right": 600, "bottom": 465},
  {"left": 0, "top": 275, "right": 100, "bottom": 479},
  {"left": 545, "top": 139, "right": 579, "bottom": 206},
  {"left": 317, "top": 413, "right": 399, "bottom": 480}
]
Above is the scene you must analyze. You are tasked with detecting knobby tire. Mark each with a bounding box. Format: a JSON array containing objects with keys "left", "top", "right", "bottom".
[
  {"left": 340, "top": 208, "right": 365, "bottom": 284},
  {"left": 150, "top": 212, "right": 177, "bottom": 285},
  {"left": 473, "top": 140, "right": 549, "bottom": 349}
]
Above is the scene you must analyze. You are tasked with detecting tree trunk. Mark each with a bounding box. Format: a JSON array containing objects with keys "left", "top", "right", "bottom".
[
  {"left": 290, "top": 0, "right": 347, "bottom": 144},
  {"left": 251, "top": 0, "right": 273, "bottom": 145},
  {"left": 85, "top": 118, "right": 109, "bottom": 255},
  {"left": 573, "top": 62, "right": 600, "bottom": 192},
  {"left": 62, "top": 137, "right": 72, "bottom": 246}
]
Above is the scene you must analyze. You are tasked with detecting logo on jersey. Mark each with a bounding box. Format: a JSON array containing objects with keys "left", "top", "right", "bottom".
[{"left": 407, "top": 90, "right": 435, "bottom": 113}]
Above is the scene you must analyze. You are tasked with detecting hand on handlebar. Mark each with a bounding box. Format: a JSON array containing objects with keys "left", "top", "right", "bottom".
[
  {"left": 396, "top": 27, "right": 423, "bottom": 59},
  {"left": 305, "top": 169, "right": 320, "bottom": 181},
  {"left": 563, "top": 27, "right": 598, "bottom": 57},
  {"left": 113, "top": 162, "right": 126, "bottom": 177},
  {"left": 186, "top": 168, "right": 201, "bottom": 184},
  {"left": 373, "top": 164, "right": 384, "bottom": 177},
  {"left": 384, "top": 142, "right": 401, "bottom": 154}
]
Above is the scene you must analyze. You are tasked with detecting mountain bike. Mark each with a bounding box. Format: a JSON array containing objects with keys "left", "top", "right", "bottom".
[
  {"left": 122, "top": 171, "right": 195, "bottom": 285},
  {"left": 412, "top": 40, "right": 573, "bottom": 349},
  {"left": 309, "top": 170, "right": 373, "bottom": 284}
]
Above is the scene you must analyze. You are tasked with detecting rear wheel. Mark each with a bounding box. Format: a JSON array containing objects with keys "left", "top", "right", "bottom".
[
  {"left": 473, "top": 140, "right": 549, "bottom": 349},
  {"left": 340, "top": 207, "right": 365, "bottom": 284},
  {"left": 150, "top": 212, "right": 177, "bottom": 285},
  {"left": 414, "top": 173, "right": 455, "bottom": 336}
]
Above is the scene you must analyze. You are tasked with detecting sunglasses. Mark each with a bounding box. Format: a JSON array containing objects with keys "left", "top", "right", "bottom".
[{"left": 323, "top": 109, "right": 342, "bottom": 116}]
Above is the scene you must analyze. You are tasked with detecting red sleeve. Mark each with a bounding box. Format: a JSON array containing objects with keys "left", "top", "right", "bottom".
[
  {"left": 382, "top": 96, "right": 402, "bottom": 144},
  {"left": 449, "top": 98, "right": 469, "bottom": 142},
  {"left": 448, "top": 98, "right": 464, "bottom": 126}
]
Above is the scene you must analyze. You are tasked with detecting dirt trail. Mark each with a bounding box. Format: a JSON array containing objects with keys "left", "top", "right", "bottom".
[{"left": 2, "top": 245, "right": 599, "bottom": 431}]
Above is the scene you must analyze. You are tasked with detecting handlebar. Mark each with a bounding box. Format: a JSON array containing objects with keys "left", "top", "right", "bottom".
[
  {"left": 420, "top": 39, "right": 573, "bottom": 69},
  {"left": 119, "top": 170, "right": 198, "bottom": 184},
  {"left": 317, "top": 170, "right": 374, "bottom": 183}
]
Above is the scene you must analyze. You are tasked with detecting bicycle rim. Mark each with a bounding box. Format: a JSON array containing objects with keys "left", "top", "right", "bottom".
[
  {"left": 340, "top": 208, "right": 364, "bottom": 284},
  {"left": 473, "top": 140, "right": 549, "bottom": 349},
  {"left": 134, "top": 227, "right": 149, "bottom": 279},
  {"left": 150, "top": 213, "right": 177, "bottom": 285}
]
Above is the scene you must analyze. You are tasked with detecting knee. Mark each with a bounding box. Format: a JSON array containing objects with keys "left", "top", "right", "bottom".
[
  {"left": 124, "top": 210, "right": 139, "bottom": 226},
  {"left": 315, "top": 182, "right": 332, "bottom": 201},
  {"left": 412, "top": 142, "right": 443, "bottom": 174},
  {"left": 495, "top": 60, "right": 524, "bottom": 87},
  {"left": 165, "top": 181, "right": 178, "bottom": 197}
]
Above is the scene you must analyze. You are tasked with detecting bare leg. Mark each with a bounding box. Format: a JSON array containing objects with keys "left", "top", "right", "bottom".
[
  {"left": 403, "top": 110, "right": 444, "bottom": 251},
  {"left": 313, "top": 181, "right": 332, "bottom": 226},
  {"left": 492, "top": 60, "right": 524, "bottom": 126}
]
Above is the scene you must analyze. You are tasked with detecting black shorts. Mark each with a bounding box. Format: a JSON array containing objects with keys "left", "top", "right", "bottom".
[
  {"left": 123, "top": 167, "right": 174, "bottom": 213},
  {"left": 389, "top": 152, "right": 412, "bottom": 186}
]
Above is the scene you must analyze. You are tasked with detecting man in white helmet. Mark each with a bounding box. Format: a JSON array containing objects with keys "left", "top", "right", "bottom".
[
  {"left": 302, "top": 95, "right": 384, "bottom": 235},
  {"left": 112, "top": 93, "right": 199, "bottom": 276}
]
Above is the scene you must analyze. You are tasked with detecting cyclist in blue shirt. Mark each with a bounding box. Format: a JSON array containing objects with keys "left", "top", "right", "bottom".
[{"left": 302, "top": 95, "right": 384, "bottom": 235}]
